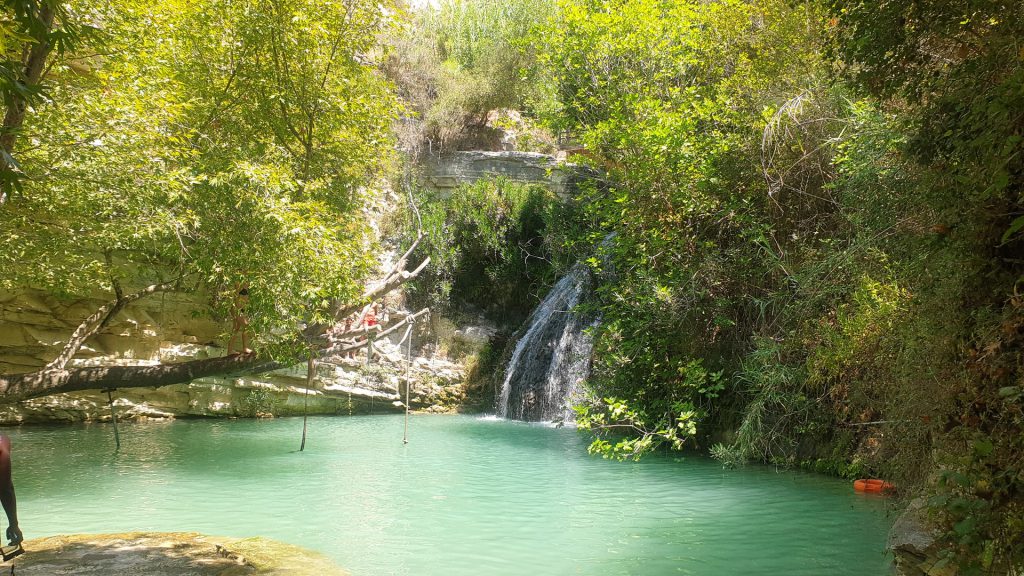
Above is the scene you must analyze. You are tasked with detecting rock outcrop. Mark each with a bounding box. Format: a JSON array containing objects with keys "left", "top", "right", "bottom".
[
  {"left": 0, "top": 149, "right": 547, "bottom": 425},
  {"left": 7, "top": 532, "right": 347, "bottom": 575},
  {"left": 889, "top": 498, "right": 954, "bottom": 576},
  {"left": 419, "top": 151, "right": 596, "bottom": 199},
  {"left": 0, "top": 288, "right": 468, "bottom": 423}
]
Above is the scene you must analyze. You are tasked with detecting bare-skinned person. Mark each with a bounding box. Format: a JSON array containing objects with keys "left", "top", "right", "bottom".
[
  {"left": 0, "top": 434, "right": 23, "bottom": 549},
  {"left": 227, "top": 283, "right": 252, "bottom": 355}
]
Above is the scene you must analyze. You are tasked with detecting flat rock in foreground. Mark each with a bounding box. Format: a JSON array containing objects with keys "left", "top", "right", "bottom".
[{"left": 5, "top": 532, "right": 348, "bottom": 575}]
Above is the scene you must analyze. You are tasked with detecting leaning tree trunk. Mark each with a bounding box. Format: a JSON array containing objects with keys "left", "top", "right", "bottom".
[
  {"left": 42, "top": 280, "right": 177, "bottom": 373},
  {"left": 0, "top": 354, "right": 281, "bottom": 402},
  {"left": 0, "top": 308, "right": 429, "bottom": 403}
]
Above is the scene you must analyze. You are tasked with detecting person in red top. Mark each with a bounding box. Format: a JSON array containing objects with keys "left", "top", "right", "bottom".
[
  {"left": 361, "top": 303, "right": 383, "bottom": 362},
  {"left": 364, "top": 304, "right": 379, "bottom": 329}
]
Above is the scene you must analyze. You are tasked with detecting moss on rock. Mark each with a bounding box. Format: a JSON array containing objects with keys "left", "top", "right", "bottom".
[{"left": 6, "top": 532, "right": 348, "bottom": 575}]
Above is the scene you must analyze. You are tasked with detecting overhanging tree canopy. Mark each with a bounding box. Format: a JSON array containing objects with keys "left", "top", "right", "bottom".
[{"left": 0, "top": 0, "right": 419, "bottom": 402}]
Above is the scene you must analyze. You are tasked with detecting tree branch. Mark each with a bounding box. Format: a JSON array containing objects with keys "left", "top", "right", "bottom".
[
  {"left": 0, "top": 354, "right": 282, "bottom": 403},
  {"left": 302, "top": 231, "right": 429, "bottom": 338},
  {"left": 322, "top": 307, "right": 430, "bottom": 356},
  {"left": 41, "top": 281, "right": 178, "bottom": 373},
  {"left": 2, "top": 230, "right": 430, "bottom": 403},
  {"left": 0, "top": 308, "right": 431, "bottom": 404}
]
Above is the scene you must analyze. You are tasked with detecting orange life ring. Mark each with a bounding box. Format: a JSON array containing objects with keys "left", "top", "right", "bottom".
[{"left": 854, "top": 479, "right": 895, "bottom": 493}]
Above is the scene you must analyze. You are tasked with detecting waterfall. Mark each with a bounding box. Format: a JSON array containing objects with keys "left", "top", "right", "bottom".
[{"left": 497, "top": 264, "right": 596, "bottom": 422}]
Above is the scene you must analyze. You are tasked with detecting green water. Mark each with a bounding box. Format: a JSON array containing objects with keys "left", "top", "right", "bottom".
[{"left": 10, "top": 415, "right": 891, "bottom": 575}]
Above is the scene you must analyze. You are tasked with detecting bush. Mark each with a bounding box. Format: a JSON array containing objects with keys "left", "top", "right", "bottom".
[
  {"left": 408, "top": 176, "right": 560, "bottom": 323},
  {"left": 710, "top": 443, "right": 746, "bottom": 469},
  {"left": 385, "top": 0, "right": 557, "bottom": 154},
  {"left": 239, "top": 388, "right": 278, "bottom": 418}
]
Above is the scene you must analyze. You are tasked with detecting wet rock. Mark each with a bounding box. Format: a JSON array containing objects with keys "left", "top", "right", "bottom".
[{"left": 453, "top": 326, "right": 495, "bottom": 347}]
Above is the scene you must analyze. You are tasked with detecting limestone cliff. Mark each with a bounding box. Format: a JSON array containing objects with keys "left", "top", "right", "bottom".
[
  {"left": 0, "top": 285, "right": 473, "bottom": 423},
  {"left": 0, "top": 152, "right": 573, "bottom": 423},
  {"left": 418, "top": 150, "right": 596, "bottom": 199}
]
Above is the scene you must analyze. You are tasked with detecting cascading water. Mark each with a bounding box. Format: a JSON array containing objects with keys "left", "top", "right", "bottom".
[{"left": 497, "top": 264, "right": 597, "bottom": 422}]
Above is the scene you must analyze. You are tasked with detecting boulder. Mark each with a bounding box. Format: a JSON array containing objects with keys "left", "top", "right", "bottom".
[
  {"left": 889, "top": 498, "right": 952, "bottom": 576},
  {"left": 453, "top": 325, "right": 495, "bottom": 347}
]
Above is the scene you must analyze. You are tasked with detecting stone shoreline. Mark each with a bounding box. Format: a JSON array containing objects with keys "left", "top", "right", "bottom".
[{"left": 4, "top": 532, "right": 348, "bottom": 575}]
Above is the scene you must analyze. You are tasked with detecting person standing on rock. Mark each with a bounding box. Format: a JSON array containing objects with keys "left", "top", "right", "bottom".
[
  {"left": 0, "top": 434, "right": 22, "bottom": 547},
  {"left": 343, "top": 315, "right": 356, "bottom": 359},
  {"left": 227, "top": 283, "right": 252, "bottom": 355},
  {"left": 362, "top": 302, "right": 383, "bottom": 363}
]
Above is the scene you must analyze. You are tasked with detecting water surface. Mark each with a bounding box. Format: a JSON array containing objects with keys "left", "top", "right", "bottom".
[{"left": 10, "top": 415, "right": 892, "bottom": 575}]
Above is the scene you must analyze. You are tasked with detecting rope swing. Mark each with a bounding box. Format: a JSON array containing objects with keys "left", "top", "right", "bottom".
[
  {"left": 299, "top": 355, "right": 313, "bottom": 452},
  {"left": 105, "top": 388, "right": 121, "bottom": 450},
  {"left": 400, "top": 313, "right": 417, "bottom": 444}
]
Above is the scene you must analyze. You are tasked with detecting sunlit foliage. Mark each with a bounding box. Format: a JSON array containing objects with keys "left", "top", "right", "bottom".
[
  {"left": 0, "top": 0, "right": 399, "bottom": 352},
  {"left": 539, "top": 0, "right": 825, "bottom": 455}
]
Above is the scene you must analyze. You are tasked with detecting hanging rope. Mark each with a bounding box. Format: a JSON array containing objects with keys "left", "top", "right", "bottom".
[
  {"left": 105, "top": 389, "right": 121, "bottom": 450},
  {"left": 400, "top": 313, "right": 417, "bottom": 444},
  {"left": 365, "top": 327, "right": 374, "bottom": 415},
  {"left": 400, "top": 324, "right": 412, "bottom": 444},
  {"left": 299, "top": 355, "right": 313, "bottom": 452}
]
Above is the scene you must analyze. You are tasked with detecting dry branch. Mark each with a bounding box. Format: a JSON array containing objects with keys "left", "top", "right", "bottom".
[{"left": 42, "top": 281, "right": 177, "bottom": 373}]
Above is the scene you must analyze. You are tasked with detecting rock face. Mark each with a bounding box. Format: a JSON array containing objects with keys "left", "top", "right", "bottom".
[
  {"left": 0, "top": 289, "right": 220, "bottom": 376},
  {"left": 8, "top": 532, "right": 347, "bottom": 575},
  {"left": 419, "top": 151, "right": 596, "bottom": 199},
  {"left": 0, "top": 288, "right": 467, "bottom": 423},
  {"left": 889, "top": 499, "right": 953, "bottom": 576},
  {"left": 0, "top": 149, "right": 566, "bottom": 425}
]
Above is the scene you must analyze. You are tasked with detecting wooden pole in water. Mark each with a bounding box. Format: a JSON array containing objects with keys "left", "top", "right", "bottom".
[
  {"left": 106, "top": 389, "right": 121, "bottom": 450},
  {"left": 300, "top": 355, "right": 313, "bottom": 452}
]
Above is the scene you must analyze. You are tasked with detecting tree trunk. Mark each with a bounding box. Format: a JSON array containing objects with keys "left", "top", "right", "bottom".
[
  {"left": 42, "top": 281, "right": 176, "bottom": 373},
  {"left": 1, "top": 220, "right": 429, "bottom": 403},
  {"left": 0, "top": 354, "right": 282, "bottom": 403},
  {"left": 0, "top": 307, "right": 428, "bottom": 403}
]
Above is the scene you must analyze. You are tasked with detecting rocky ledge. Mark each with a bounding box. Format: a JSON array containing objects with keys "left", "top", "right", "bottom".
[
  {"left": 889, "top": 499, "right": 953, "bottom": 576},
  {"left": 1, "top": 288, "right": 478, "bottom": 424},
  {"left": 5, "top": 532, "right": 347, "bottom": 575}
]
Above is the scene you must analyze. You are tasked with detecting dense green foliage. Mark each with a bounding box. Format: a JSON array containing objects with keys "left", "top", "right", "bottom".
[
  {"left": 517, "top": 0, "right": 1023, "bottom": 568},
  {"left": 410, "top": 177, "right": 560, "bottom": 321},
  {"left": 822, "top": 1, "right": 1024, "bottom": 567},
  {"left": 385, "top": 0, "right": 555, "bottom": 153},
  {"left": 0, "top": 1, "right": 96, "bottom": 196},
  {"left": 0, "top": 0, "right": 399, "bottom": 355},
  {"left": 544, "top": 0, "right": 826, "bottom": 456},
  {"left": 2, "top": 0, "right": 1023, "bottom": 569}
]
